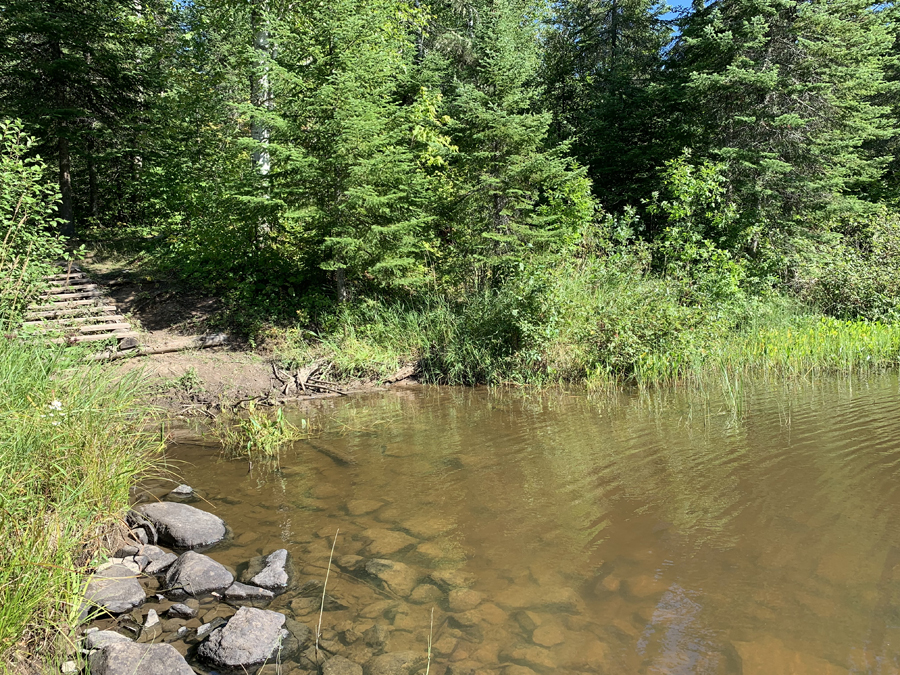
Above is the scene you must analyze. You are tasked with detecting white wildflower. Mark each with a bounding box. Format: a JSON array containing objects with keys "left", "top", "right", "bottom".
[{"left": 49, "top": 400, "right": 63, "bottom": 411}]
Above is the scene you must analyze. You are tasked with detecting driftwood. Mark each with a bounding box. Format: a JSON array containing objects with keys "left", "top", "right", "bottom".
[
  {"left": 307, "top": 441, "right": 357, "bottom": 466},
  {"left": 87, "top": 333, "right": 232, "bottom": 361}
]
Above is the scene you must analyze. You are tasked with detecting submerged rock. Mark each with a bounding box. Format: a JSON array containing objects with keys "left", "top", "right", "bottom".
[
  {"left": 365, "top": 559, "right": 420, "bottom": 597},
  {"left": 138, "top": 609, "right": 162, "bottom": 643},
  {"left": 240, "top": 548, "right": 291, "bottom": 591},
  {"left": 135, "top": 502, "right": 226, "bottom": 549},
  {"left": 165, "top": 550, "right": 234, "bottom": 596},
  {"left": 429, "top": 569, "right": 476, "bottom": 591},
  {"left": 448, "top": 588, "right": 482, "bottom": 612},
  {"left": 197, "top": 606, "right": 288, "bottom": 669},
  {"left": 88, "top": 642, "right": 194, "bottom": 675},
  {"left": 361, "top": 529, "right": 418, "bottom": 557},
  {"left": 365, "top": 651, "right": 427, "bottom": 675},
  {"left": 324, "top": 655, "right": 364, "bottom": 675},
  {"left": 82, "top": 564, "right": 145, "bottom": 619},
  {"left": 168, "top": 484, "right": 194, "bottom": 498}
]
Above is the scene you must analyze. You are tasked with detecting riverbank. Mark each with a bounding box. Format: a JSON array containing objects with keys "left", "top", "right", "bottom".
[{"left": 0, "top": 340, "right": 161, "bottom": 674}]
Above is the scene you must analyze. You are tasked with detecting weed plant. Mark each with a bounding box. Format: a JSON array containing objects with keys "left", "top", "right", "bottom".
[
  {"left": 0, "top": 339, "right": 160, "bottom": 672},
  {"left": 211, "top": 402, "right": 308, "bottom": 465},
  {"left": 278, "top": 255, "right": 900, "bottom": 390}
]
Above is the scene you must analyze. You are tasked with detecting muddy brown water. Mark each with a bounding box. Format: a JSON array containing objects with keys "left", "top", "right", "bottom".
[{"left": 147, "top": 377, "right": 900, "bottom": 674}]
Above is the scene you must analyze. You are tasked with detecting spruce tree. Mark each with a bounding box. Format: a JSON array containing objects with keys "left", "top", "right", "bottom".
[
  {"left": 670, "top": 0, "right": 896, "bottom": 244},
  {"left": 0, "top": 0, "right": 169, "bottom": 234},
  {"left": 542, "top": 0, "right": 675, "bottom": 211}
]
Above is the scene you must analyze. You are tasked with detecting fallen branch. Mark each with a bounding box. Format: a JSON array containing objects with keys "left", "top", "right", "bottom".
[{"left": 87, "top": 333, "right": 232, "bottom": 361}]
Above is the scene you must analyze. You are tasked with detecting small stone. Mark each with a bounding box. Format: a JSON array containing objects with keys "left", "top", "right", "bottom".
[
  {"left": 85, "top": 630, "right": 131, "bottom": 650},
  {"left": 429, "top": 569, "right": 476, "bottom": 590},
  {"left": 366, "top": 651, "right": 427, "bottom": 675},
  {"left": 323, "top": 655, "right": 364, "bottom": 675},
  {"left": 165, "top": 551, "right": 234, "bottom": 596},
  {"left": 531, "top": 624, "right": 565, "bottom": 647},
  {"left": 88, "top": 642, "right": 193, "bottom": 675},
  {"left": 514, "top": 611, "right": 541, "bottom": 633},
  {"left": 448, "top": 589, "right": 482, "bottom": 612},
  {"left": 399, "top": 515, "right": 453, "bottom": 540},
  {"left": 504, "top": 666, "right": 538, "bottom": 675},
  {"left": 168, "top": 603, "right": 197, "bottom": 619},
  {"left": 61, "top": 660, "right": 78, "bottom": 674},
  {"left": 336, "top": 555, "right": 365, "bottom": 571},
  {"left": 409, "top": 584, "right": 444, "bottom": 605},
  {"left": 363, "top": 624, "right": 390, "bottom": 649},
  {"left": 115, "top": 546, "right": 140, "bottom": 558},
  {"left": 341, "top": 627, "right": 363, "bottom": 645},
  {"left": 224, "top": 581, "right": 276, "bottom": 601},
  {"left": 365, "top": 559, "right": 420, "bottom": 597},
  {"left": 360, "top": 600, "right": 397, "bottom": 619},
  {"left": 169, "top": 484, "right": 194, "bottom": 497},
  {"left": 134, "top": 503, "right": 226, "bottom": 550},
  {"left": 240, "top": 549, "right": 291, "bottom": 591},
  {"left": 432, "top": 635, "right": 458, "bottom": 656},
  {"left": 361, "top": 529, "right": 417, "bottom": 557},
  {"left": 197, "top": 607, "right": 288, "bottom": 669},
  {"left": 139, "top": 609, "right": 162, "bottom": 643}
]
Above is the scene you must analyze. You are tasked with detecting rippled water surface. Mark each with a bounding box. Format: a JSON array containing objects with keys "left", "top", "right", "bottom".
[{"left": 160, "top": 377, "right": 900, "bottom": 674}]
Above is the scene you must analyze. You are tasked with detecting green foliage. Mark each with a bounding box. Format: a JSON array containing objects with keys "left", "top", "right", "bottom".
[
  {"left": 0, "top": 341, "right": 160, "bottom": 669},
  {"left": 0, "top": 120, "right": 67, "bottom": 321},
  {"left": 211, "top": 401, "right": 306, "bottom": 465}
]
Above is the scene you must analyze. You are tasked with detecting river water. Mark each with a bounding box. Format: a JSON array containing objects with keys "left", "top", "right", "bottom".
[{"left": 158, "top": 376, "right": 900, "bottom": 674}]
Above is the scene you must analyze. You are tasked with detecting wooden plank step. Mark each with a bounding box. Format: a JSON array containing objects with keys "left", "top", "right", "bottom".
[
  {"left": 22, "top": 314, "right": 126, "bottom": 327},
  {"left": 24, "top": 306, "right": 117, "bottom": 320},
  {"left": 47, "top": 278, "right": 93, "bottom": 288},
  {"left": 45, "top": 272, "right": 87, "bottom": 282},
  {"left": 50, "top": 331, "right": 138, "bottom": 345},
  {"left": 24, "top": 323, "right": 132, "bottom": 336},
  {"left": 27, "top": 298, "right": 109, "bottom": 311},
  {"left": 41, "top": 289, "right": 103, "bottom": 301}
]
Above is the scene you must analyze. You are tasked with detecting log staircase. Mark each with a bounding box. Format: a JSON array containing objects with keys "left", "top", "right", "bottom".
[{"left": 22, "top": 262, "right": 140, "bottom": 348}]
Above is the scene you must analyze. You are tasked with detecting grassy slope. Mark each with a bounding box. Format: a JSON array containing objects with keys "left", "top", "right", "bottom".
[
  {"left": 0, "top": 341, "right": 160, "bottom": 673},
  {"left": 276, "top": 258, "right": 900, "bottom": 388}
]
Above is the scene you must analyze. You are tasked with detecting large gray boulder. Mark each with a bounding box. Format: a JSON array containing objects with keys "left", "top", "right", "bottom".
[
  {"left": 88, "top": 642, "right": 194, "bottom": 675},
  {"left": 365, "top": 651, "right": 427, "bottom": 675},
  {"left": 165, "top": 550, "right": 233, "bottom": 596},
  {"left": 365, "top": 559, "right": 420, "bottom": 597},
  {"left": 135, "top": 502, "right": 226, "bottom": 549},
  {"left": 82, "top": 564, "right": 145, "bottom": 618},
  {"left": 240, "top": 548, "right": 291, "bottom": 591},
  {"left": 197, "top": 606, "right": 288, "bottom": 669},
  {"left": 84, "top": 630, "right": 131, "bottom": 651}
]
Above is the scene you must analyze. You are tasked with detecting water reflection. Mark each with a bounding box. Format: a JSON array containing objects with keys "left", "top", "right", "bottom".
[{"left": 158, "top": 375, "right": 900, "bottom": 674}]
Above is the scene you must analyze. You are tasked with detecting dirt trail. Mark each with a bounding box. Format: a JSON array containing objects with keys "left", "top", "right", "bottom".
[{"left": 76, "top": 256, "right": 399, "bottom": 413}]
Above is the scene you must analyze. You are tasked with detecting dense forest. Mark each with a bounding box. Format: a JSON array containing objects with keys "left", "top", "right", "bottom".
[{"left": 4, "top": 0, "right": 900, "bottom": 384}]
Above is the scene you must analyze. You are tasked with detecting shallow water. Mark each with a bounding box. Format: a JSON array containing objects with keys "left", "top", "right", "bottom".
[{"left": 156, "top": 377, "right": 900, "bottom": 674}]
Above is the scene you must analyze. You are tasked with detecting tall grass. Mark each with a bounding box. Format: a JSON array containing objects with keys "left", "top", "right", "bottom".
[
  {"left": 277, "top": 256, "right": 900, "bottom": 390},
  {"left": 0, "top": 340, "right": 160, "bottom": 672}
]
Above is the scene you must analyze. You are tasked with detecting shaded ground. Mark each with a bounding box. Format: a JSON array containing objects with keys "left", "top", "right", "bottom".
[{"left": 76, "top": 254, "right": 399, "bottom": 413}]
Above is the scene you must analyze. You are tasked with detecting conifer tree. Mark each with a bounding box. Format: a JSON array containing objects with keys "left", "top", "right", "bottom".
[
  {"left": 669, "top": 0, "right": 896, "bottom": 244},
  {"left": 0, "top": 0, "right": 169, "bottom": 234},
  {"left": 542, "top": 0, "right": 675, "bottom": 211}
]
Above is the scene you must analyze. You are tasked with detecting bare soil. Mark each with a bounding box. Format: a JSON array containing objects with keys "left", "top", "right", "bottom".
[{"left": 77, "top": 255, "right": 397, "bottom": 414}]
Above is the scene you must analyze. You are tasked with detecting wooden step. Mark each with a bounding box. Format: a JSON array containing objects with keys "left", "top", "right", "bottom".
[
  {"left": 50, "top": 331, "right": 138, "bottom": 345},
  {"left": 22, "top": 314, "right": 126, "bottom": 327},
  {"left": 41, "top": 288, "right": 103, "bottom": 301},
  {"left": 25, "top": 306, "right": 117, "bottom": 320},
  {"left": 47, "top": 278, "right": 93, "bottom": 288},
  {"left": 24, "top": 322, "right": 132, "bottom": 336},
  {"left": 27, "top": 298, "right": 109, "bottom": 311},
  {"left": 45, "top": 272, "right": 87, "bottom": 282}
]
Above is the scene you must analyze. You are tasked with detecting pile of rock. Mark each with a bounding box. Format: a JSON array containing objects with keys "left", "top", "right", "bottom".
[{"left": 78, "top": 496, "right": 305, "bottom": 675}]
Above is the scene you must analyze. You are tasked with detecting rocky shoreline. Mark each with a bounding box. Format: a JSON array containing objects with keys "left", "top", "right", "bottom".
[{"left": 74, "top": 484, "right": 563, "bottom": 675}]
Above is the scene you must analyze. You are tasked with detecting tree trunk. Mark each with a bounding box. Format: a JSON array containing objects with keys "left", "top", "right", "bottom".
[
  {"left": 250, "top": 6, "right": 271, "bottom": 178},
  {"left": 87, "top": 136, "right": 98, "bottom": 219},
  {"left": 58, "top": 134, "right": 75, "bottom": 236}
]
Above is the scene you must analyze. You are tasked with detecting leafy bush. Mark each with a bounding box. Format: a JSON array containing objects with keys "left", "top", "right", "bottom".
[{"left": 0, "top": 119, "right": 68, "bottom": 321}]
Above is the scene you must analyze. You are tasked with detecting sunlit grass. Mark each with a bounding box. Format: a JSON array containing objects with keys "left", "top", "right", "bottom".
[{"left": 0, "top": 340, "right": 161, "bottom": 671}]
